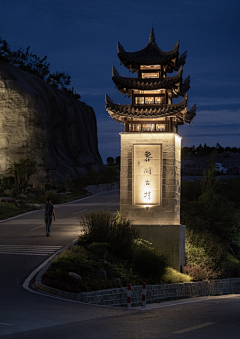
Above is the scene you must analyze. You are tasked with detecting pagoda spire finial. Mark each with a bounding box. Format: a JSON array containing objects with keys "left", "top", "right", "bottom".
[{"left": 149, "top": 28, "right": 156, "bottom": 43}]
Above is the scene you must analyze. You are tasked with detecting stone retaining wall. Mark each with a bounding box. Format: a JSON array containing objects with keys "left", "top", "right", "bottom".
[{"left": 35, "top": 273, "right": 240, "bottom": 307}]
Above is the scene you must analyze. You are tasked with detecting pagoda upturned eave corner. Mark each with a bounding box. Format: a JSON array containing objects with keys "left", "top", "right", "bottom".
[{"left": 105, "top": 28, "right": 196, "bottom": 133}]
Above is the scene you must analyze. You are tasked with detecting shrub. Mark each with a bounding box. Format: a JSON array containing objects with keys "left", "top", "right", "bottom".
[
  {"left": 0, "top": 176, "right": 15, "bottom": 186},
  {"left": 86, "top": 170, "right": 101, "bottom": 185},
  {"left": 162, "top": 267, "right": 192, "bottom": 284},
  {"left": 182, "top": 199, "right": 240, "bottom": 258},
  {"left": 133, "top": 243, "right": 168, "bottom": 280},
  {"left": 42, "top": 272, "right": 82, "bottom": 293},
  {"left": 38, "top": 190, "right": 60, "bottom": 204},
  {"left": 184, "top": 229, "right": 227, "bottom": 280},
  {"left": 224, "top": 254, "right": 240, "bottom": 278},
  {"left": 49, "top": 245, "right": 101, "bottom": 276},
  {"left": 57, "top": 184, "right": 66, "bottom": 193},
  {"left": 10, "top": 187, "right": 18, "bottom": 198},
  {"left": 80, "top": 210, "right": 139, "bottom": 261},
  {"left": 218, "top": 178, "right": 240, "bottom": 208},
  {"left": 6, "top": 158, "right": 36, "bottom": 186},
  {"left": 181, "top": 181, "right": 202, "bottom": 201},
  {"left": 88, "top": 242, "right": 109, "bottom": 258},
  {"left": 182, "top": 264, "right": 215, "bottom": 281}
]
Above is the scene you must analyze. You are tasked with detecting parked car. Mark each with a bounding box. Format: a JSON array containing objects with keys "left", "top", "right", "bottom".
[{"left": 215, "top": 163, "right": 228, "bottom": 174}]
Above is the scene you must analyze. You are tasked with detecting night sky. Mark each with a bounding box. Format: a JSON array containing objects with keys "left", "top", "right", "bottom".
[{"left": 0, "top": 0, "right": 239, "bottom": 163}]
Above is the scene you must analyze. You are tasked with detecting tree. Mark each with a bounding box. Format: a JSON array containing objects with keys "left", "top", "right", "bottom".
[
  {"left": 181, "top": 147, "right": 191, "bottom": 158},
  {"left": 6, "top": 158, "right": 36, "bottom": 186},
  {"left": 225, "top": 147, "right": 232, "bottom": 153},
  {"left": 232, "top": 147, "right": 239, "bottom": 153},
  {"left": 46, "top": 71, "right": 71, "bottom": 90},
  {"left": 115, "top": 156, "right": 121, "bottom": 165},
  {"left": 106, "top": 157, "right": 114, "bottom": 165},
  {"left": 196, "top": 144, "right": 203, "bottom": 154},
  {"left": 199, "top": 162, "right": 221, "bottom": 207},
  {"left": 216, "top": 143, "right": 224, "bottom": 153},
  {"left": 0, "top": 36, "right": 80, "bottom": 100}
]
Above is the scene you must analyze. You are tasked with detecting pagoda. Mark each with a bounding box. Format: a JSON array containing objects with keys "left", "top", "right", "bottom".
[
  {"left": 105, "top": 29, "right": 196, "bottom": 271},
  {"left": 106, "top": 28, "right": 196, "bottom": 133}
]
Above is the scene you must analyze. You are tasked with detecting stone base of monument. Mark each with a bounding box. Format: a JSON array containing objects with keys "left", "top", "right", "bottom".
[{"left": 135, "top": 224, "right": 185, "bottom": 271}]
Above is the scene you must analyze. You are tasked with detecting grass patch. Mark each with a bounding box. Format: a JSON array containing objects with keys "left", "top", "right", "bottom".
[
  {"left": 0, "top": 186, "right": 87, "bottom": 220},
  {"left": 0, "top": 202, "right": 36, "bottom": 219}
]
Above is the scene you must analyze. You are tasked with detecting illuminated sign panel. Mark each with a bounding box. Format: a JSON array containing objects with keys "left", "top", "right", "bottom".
[{"left": 133, "top": 144, "right": 161, "bottom": 206}]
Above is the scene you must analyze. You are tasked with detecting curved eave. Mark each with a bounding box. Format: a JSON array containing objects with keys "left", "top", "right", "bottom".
[
  {"left": 105, "top": 94, "right": 188, "bottom": 123},
  {"left": 112, "top": 66, "right": 183, "bottom": 95},
  {"left": 117, "top": 40, "right": 179, "bottom": 71},
  {"left": 175, "top": 50, "right": 187, "bottom": 71},
  {"left": 180, "top": 75, "right": 190, "bottom": 96},
  {"left": 185, "top": 104, "right": 197, "bottom": 124}
]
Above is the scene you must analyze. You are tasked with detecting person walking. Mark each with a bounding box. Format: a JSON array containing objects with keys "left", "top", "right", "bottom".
[{"left": 44, "top": 197, "right": 56, "bottom": 237}]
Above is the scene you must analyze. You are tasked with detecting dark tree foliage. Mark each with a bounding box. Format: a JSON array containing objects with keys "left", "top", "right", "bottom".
[
  {"left": 231, "top": 147, "right": 239, "bottom": 153},
  {"left": 115, "top": 156, "right": 121, "bottom": 165},
  {"left": 0, "top": 37, "right": 81, "bottom": 100},
  {"left": 6, "top": 158, "right": 37, "bottom": 186},
  {"left": 106, "top": 157, "right": 114, "bottom": 165},
  {"left": 181, "top": 163, "right": 240, "bottom": 279}
]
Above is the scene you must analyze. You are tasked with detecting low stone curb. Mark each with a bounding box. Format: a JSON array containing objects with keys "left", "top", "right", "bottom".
[{"left": 35, "top": 258, "right": 240, "bottom": 307}]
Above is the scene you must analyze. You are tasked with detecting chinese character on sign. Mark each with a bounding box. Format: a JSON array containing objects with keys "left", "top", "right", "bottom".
[
  {"left": 144, "top": 192, "right": 151, "bottom": 200},
  {"left": 144, "top": 151, "right": 153, "bottom": 162},
  {"left": 138, "top": 161, "right": 140, "bottom": 167},
  {"left": 145, "top": 180, "right": 150, "bottom": 186},
  {"left": 144, "top": 167, "right": 151, "bottom": 174}
]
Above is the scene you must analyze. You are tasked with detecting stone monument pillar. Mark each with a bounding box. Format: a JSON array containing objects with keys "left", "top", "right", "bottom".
[
  {"left": 105, "top": 29, "right": 196, "bottom": 271},
  {"left": 120, "top": 132, "right": 184, "bottom": 270}
]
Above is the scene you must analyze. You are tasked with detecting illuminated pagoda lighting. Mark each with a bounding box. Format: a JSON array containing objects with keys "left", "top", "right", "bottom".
[
  {"left": 105, "top": 29, "right": 197, "bottom": 270},
  {"left": 105, "top": 28, "right": 196, "bottom": 134}
]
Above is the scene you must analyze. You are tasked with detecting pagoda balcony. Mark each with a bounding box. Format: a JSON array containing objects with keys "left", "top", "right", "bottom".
[
  {"left": 105, "top": 93, "right": 188, "bottom": 121},
  {"left": 112, "top": 66, "right": 185, "bottom": 95}
]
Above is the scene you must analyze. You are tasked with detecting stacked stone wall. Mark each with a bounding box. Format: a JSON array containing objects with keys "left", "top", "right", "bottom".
[{"left": 35, "top": 275, "right": 240, "bottom": 306}]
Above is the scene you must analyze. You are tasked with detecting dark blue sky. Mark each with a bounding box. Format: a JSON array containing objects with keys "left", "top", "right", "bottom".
[{"left": 1, "top": 0, "right": 239, "bottom": 163}]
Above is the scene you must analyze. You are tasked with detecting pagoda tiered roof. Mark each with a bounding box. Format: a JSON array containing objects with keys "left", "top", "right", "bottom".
[
  {"left": 105, "top": 29, "right": 197, "bottom": 128},
  {"left": 112, "top": 66, "right": 187, "bottom": 95},
  {"left": 105, "top": 93, "right": 188, "bottom": 122},
  {"left": 117, "top": 29, "right": 187, "bottom": 73},
  {"left": 117, "top": 40, "right": 179, "bottom": 72}
]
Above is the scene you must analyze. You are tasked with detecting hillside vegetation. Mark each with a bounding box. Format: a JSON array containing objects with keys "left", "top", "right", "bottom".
[{"left": 181, "top": 163, "right": 240, "bottom": 280}]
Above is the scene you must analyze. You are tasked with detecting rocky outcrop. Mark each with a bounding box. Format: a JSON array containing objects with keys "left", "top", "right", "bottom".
[{"left": 0, "top": 61, "right": 103, "bottom": 182}]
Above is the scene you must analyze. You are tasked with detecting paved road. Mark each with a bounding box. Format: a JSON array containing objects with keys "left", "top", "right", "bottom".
[{"left": 1, "top": 189, "right": 240, "bottom": 338}]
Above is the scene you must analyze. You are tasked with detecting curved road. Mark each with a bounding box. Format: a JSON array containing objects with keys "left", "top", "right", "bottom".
[{"left": 0, "top": 190, "right": 240, "bottom": 338}]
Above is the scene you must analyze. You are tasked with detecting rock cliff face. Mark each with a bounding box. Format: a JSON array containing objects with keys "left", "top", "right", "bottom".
[{"left": 0, "top": 61, "right": 103, "bottom": 183}]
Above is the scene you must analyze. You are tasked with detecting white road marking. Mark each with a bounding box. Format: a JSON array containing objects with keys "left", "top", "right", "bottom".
[
  {"left": 30, "top": 224, "right": 45, "bottom": 230},
  {"left": 0, "top": 245, "right": 62, "bottom": 256},
  {"left": 173, "top": 322, "right": 215, "bottom": 334},
  {"left": 73, "top": 209, "right": 88, "bottom": 215},
  {"left": 0, "top": 322, "right": 12, "bottom": 326}
]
